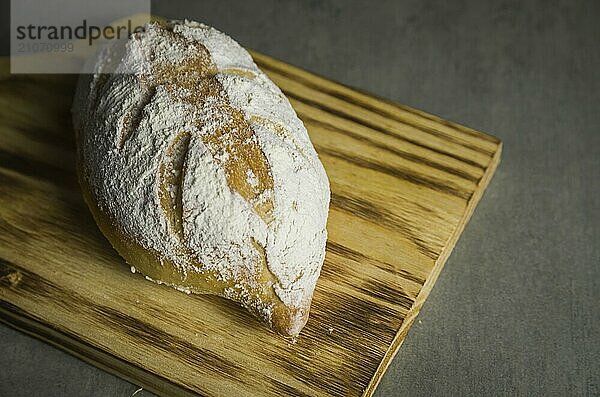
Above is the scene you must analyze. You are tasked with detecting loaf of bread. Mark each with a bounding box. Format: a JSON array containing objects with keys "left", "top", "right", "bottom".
[{"left": 72, "top": 20, "right": 330, "bottom": 336}]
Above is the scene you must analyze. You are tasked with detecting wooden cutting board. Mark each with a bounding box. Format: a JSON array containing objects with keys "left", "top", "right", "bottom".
[{"left": 0, "top": 52, "right": 501, "bottom": 397}]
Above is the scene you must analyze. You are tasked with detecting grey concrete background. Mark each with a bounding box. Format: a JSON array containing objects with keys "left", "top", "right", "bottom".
[{"left": 1, "top": 0, "right": 599, "bottom": 396}]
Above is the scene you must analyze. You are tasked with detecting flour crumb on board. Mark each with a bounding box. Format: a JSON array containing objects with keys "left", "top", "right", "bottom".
[{"left": 0, "top": 271, "right": 23, "bottom": 288}]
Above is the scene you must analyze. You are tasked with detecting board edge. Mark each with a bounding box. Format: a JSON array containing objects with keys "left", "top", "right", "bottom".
[
  {"left": 363, "top": 141, "right": 503, "bottom": 397},
  {"left": 0, "top": 301, "right": 199, "bottom": 397}
]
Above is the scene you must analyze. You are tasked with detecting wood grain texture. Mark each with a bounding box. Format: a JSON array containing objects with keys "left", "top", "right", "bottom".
[{"left": 0, "top": 52, "right": 501, "bottom": 397}]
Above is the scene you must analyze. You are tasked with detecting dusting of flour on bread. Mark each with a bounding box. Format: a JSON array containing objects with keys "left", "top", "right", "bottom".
[{"left": 72, "top": 20, "right": 330, "bottom": 331}]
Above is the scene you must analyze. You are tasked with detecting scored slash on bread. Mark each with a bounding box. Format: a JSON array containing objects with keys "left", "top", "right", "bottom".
[{"left": 72, "top": 20, "right": 330, "bottom": 336}]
